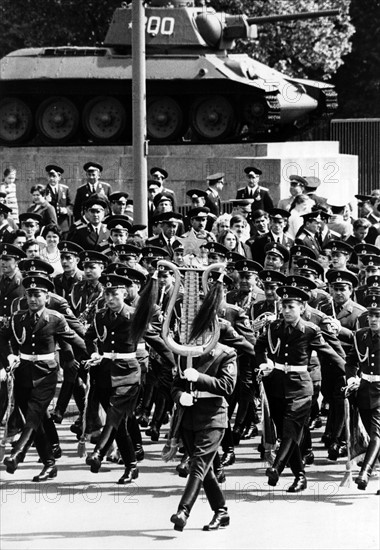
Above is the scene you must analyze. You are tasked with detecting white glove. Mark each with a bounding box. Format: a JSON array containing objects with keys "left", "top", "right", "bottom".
[
  {"left": 183, "top": 368, "right": 199, "bottom": 383},
  {"left": 179, "top": 392, "right": 194, "bottom": 407},
  {"left": 91, "top": 352, "right": 101, "bottom": 361},
  {"left": 259, "top": 359, "right": 274, "bottom": 377},
  {"left": 7, "top": 354, "right": 18, "bottom": 365},
  {"left": 0, "top": 369, "right": 7, "bottom": 382},
  {"left": 347, "top": 376, "right": 360, "bottom": 389}
]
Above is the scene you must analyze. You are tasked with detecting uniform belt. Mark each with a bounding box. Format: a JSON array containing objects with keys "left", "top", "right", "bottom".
[
  {"left": 137, "top": 343, "right": 146, "bottom": 351},
  {"left": 102, "top": 352, "right": 136, "bottom": 360},
  {"left": 361, "top": 373, "right": 380, "bottom": 383},
  {"left": 274, "top": 363, "right": 308, "bottom": 373},
  {"left": 196, "top": 391, "right": 220, "bottom": 399},
  {"left": 20, "top": 353, "right": 55, "bottom": 361}
]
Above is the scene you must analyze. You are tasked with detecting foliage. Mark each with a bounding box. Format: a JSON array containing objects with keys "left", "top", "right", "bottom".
[
  {"left": 211, "top": 0, "right": 354, "bottom": 81},
  {"left": 333, "top": 0, "right": 380, "bottom": 117}
]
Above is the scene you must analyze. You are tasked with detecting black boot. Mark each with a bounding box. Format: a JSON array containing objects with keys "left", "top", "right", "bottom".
[
  {"left": 287, "top": 472, "right": 307, "bottom": 493},
  {"left": 355, "top": 439, "right": 380, "bottom": 490},
  {"left": 266, "top": 438, "right": 295, "bottom": 486},
  {"left": 287, "top": 443, "right": 307, "bottom": 492},
  {"left": 86, "top": 424, "right": 116, "bottom": 473},
  {"left": 117, "top": 463, "right": 139, "bottom": 484},
  {"left": 221, "top": 447, "right": 235, "bottom": 467},
  {"left": 3, "top": 427, "right": 34, "bottom": 474},
  {"left": 32, "top": 460, "right": 58, "bottom": 482},
  {"left": 213, "top": 453, "right": 226, "bottom": 484},
  {"left": 203, "top": 468, "right": 229, "bottom": 529},
  {"left": 52, "top": 380, "right": 74, "bottom": 423},
  {"left": 176, "top": 453, "right": 190, "bottom": 478},
  {"left": 203, "top": 508, "right": 230, "bottom": 531},
  {"left": 170, "top": 476, "right": 202, "bottom": 531}
]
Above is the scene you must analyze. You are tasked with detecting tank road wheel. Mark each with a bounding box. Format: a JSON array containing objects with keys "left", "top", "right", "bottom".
[
  {"left": 147, "top": 97, "right": 185, "bottom": 142},
  {"left": 190, "top": 95, "right": 236, "bottom": 142},
  {"left": 36, "top": 96, "right": 79, "bottom": 143},
  {"left": 0, "top": 98, "right": 33, "bottom": 144},
  {"left": 82, "top": 97, "right": 127, "bottom": 143}
]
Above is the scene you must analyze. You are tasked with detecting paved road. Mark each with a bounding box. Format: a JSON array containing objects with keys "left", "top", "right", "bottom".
[{"left": 1, "top": 413, "right": 379, "bottom": 550}]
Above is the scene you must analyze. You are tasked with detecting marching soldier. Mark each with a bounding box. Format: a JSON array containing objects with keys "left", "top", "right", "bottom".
[
  {"left": 256, "top": 286, "right": 345, "bottom": 492},
  {"left": 1, "top": 275, "right": 87, "bottom": 481},
  {"left": 0, "top": 244, "right": 25, "bottom": 328},
  {"left": 54, "top": 241, "right": 85, "bottom": 303},
  {"left": 170, "top": 343, "right": 237, "bottom": 531},
  {"left": 345, "top": 293, "right": 380, "bottom": 492},
  {"left": 84, "top": 273, "right": 143, "bottom": 483}
]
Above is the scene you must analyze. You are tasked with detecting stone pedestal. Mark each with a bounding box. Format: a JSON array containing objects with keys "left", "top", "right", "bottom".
[{"left": 0, "top": 141, "right": 358, "bottom": 213}]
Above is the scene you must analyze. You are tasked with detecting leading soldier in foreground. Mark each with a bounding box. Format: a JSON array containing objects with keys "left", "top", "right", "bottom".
[{"left": 255, "top": 286, "right": 346, "bottom": 492}]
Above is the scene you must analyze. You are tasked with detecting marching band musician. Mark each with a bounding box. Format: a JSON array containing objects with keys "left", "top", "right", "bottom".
[
  {"left": 170, "top": 341, "right": 237, "bottom": 531},
  {"left": 54, "top": 241, "right": 85, "bottom": 304},
  {"left": 256, "top": 285, "right": 346, "bottom": 492},
  {"left": 0, "top": 274, "right": 87, "bottom": 481},
  {"left": 345, "top": 293, "right": 380, "bottom": 492}
]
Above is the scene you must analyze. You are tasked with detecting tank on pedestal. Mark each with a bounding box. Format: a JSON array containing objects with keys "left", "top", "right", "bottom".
[{"left": 0, "top": 0, "right": 339, "bottom": 146}]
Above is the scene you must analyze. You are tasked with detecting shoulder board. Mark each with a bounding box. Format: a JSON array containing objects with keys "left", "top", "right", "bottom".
[
  {"left": 44, "top": 308, "right": 65, "bottom": 320},
  {"left": 259, "top": 186, "right": 269, "bottom": 192},
  {"left": 60, "top": 184, "right": 69, "bottom": 189}
]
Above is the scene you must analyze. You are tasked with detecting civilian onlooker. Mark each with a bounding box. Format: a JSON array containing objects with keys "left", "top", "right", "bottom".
[
  {"left": 0, "top": 166, "right": 19, "bottom": 224},
  {"left": 27, "top": 184, "right": 58, "bottom": 227},
  {"left": 40, "top": 223, "right": 63, "bottom": 276}
]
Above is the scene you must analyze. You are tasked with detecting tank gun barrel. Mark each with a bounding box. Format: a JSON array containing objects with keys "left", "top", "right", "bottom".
[{"left": 247, "top": 9, "right": 340, "bottom": 26}]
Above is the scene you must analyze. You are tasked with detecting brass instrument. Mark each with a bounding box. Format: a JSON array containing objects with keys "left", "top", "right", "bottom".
[
  {"left": 252, "top": 311, "right": 277, "bottom": 336},
  {"left": 77, "top": 292, "right": 104, "bottom": 331}
]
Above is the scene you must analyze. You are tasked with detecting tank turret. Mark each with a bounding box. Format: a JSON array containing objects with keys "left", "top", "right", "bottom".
[{"left": 0, "top": 1, "right": 339, "bottom": 146}]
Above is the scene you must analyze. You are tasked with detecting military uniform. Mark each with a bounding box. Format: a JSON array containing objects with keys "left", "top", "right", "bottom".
[
  {"left": 46, "top": 182, "right": 73, "bottom": 235},
  {"left": 68, "top": 223, "right": 110, "bottom": 252},
  {"left": 54, "top": 269, "right": 84, "bottom": 304},
  {"left": 236, "top": 186, "right": 273, "bottom": 213},
  {"left": 73, "top": 181, "right": 111, "bottom": 221},
  {"left": 1, "top": 275, "right": 87, "bottom": 481},
  {"left": 345, "top": 311, "right": 380, "bottom": 490},
  {"left": 170, "top": 343, "right": 237, "bottom": 530}
]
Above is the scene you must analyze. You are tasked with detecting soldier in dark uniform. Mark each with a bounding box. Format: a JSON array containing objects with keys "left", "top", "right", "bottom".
[
  {"left": 170, "top": 343, "right": 237, "bottom": 531},
  {"left": 205, "top": 173, "right": 224, "bottom": 217},
  {"left": 321, "top": 269, "right": 366, "bottom": 352},
  {"left": 13, "top": 258, "right": 87, "bottom": 432},
  {"left": 69, "top": 196, "right": 111, "bottom": 252},
  {"left": 84, "top": 274, "right": 143, "bottom": 483},
  {"left": 236, "top": 166, "right": 274, "bottom": 213},
  {"left": 45, "top": 164, "right": 73, "bottom": 238},
  {"left": 322, "top": 239, "right": 354, "bottom": 271},
  {"left": 256, "top": 286, "right": 345, "bottom": 492},
  {"left": 355, "top": 255, "right": 380, "bottom": 306},
  {"left": 73, "top": 162, "right": 112, "bottom": 221},
  {"left": 148, "top": 212, "right": 184, "bottom": 259},
  {"left": 295, "top": 256, "right": 332, "bottom": 310},
  {"left": 186, "top": 189, "right": 216, "bottom": 232},
  {"left": 0, "top": 244, "right": 25, "bottom": 327},
  {"left": 54, "top": 241, "right": 85, "bottom": 304},
  {"left": 295, "top": 210, "right": 323, "bottom": 257},
  {"left": 139, "top": 245, "right": 170, "bottom": 276},
  {"left": 108, "top": 191, "right": 130, "bottom": 217},
  {"left": 285, "top": 275, "right": 346, "bottom": 463},
  {"left": 346, "top": 294, "right": 380, "bottom": 492},
  {"left": 1, "top": 275, "right": 87, "bottom": 481},
  {"left": 263, "top": 242, "right": 289, "bottom": 274},
  {"left": 253, "top": 269, "right": 286, "bottom": 320},
  {"left": 149, "top": 166, "right": 177, "bottom": 212},
  {"left": 0, "top": 244, "right": 25, "bottom": 424},
  {"left": 226, "top": 259, "right": 265, "bottom": 313}
]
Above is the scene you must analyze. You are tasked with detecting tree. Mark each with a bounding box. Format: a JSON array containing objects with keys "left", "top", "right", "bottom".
[
  {"left": 332, "top": 0, "right": 380, "bottom": 117},
  {"left": 211, "top": 0, "right": 354, "bottom": 81}
]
